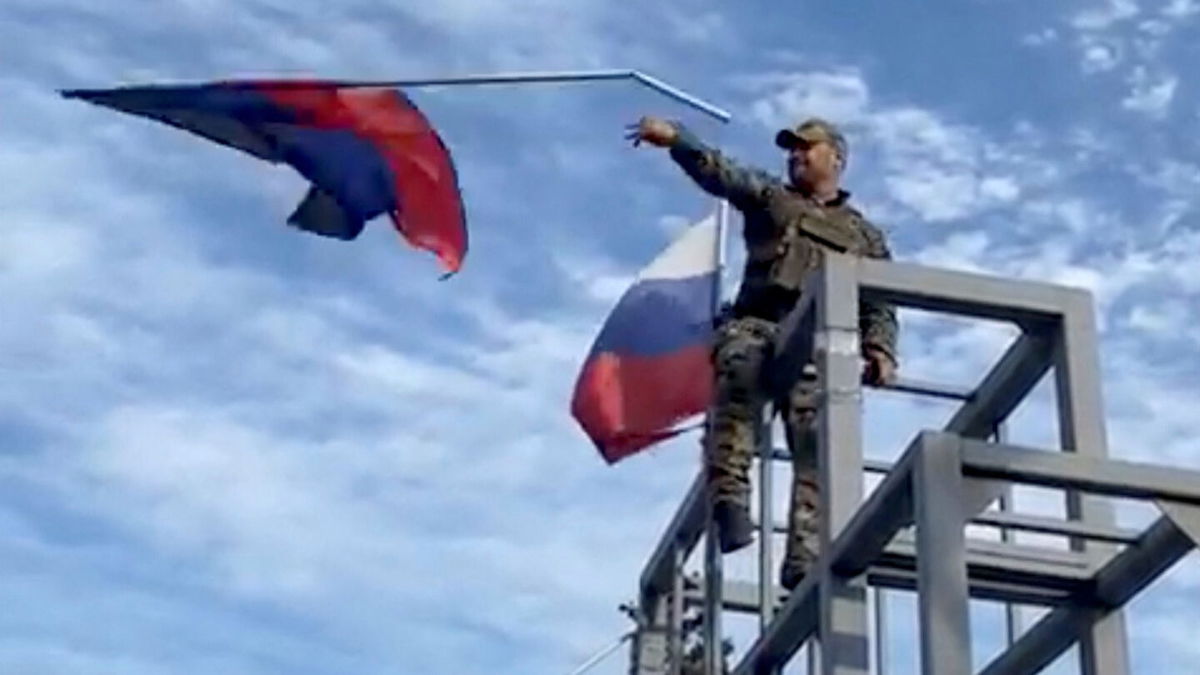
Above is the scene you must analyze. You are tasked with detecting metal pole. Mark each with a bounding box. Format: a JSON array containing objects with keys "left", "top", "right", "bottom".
[
  {"left": 672, "top": 547, "right": 685, "bottom": 675},
  {"left": 816, "top": 254, "right": 870, "bottom": 675},
  {"left": 134, "top": 69, "right": 735, "bottom": 122},
  {"left": 995, "top": 422, "right": 1019, "bottom": 647},
  {"left": 758, "top": 411, "right": 775, "bottom": 632},
  {"left": 703, "top": 198, "right": 730, "bottom": 675},
  {"left": 873, "top": 588, "right": 888, "bottom": 675}
]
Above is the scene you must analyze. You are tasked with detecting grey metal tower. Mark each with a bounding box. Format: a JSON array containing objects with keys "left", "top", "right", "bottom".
[{"left": 628, "top": 252, "right": 1200, "bottom": 674}]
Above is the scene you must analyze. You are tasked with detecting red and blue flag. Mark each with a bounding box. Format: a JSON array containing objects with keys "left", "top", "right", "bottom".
[
  {"left": 571, "top": 211, "right": 720, "bottom": 463},
  {"left": 62, "top": 79, "right": 467, "bottom": 275}
]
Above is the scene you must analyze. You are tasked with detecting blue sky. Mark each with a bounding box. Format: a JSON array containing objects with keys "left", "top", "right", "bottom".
[{"left": 2, "top": 0, "right": 1199, "bottom": 673}]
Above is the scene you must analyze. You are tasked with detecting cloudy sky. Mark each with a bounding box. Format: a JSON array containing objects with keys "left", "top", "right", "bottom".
[{"left": 3, "top": 0, "right": 1199, "bottom": 673}]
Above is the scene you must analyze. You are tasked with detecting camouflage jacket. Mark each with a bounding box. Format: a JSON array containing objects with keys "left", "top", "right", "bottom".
[{"left": 668, "top": 124, "right": 898, "bottom": 363}]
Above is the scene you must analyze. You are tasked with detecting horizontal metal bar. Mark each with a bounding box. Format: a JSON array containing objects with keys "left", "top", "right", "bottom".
[
  {"left": 769, "top": 448, "right": 892, "bottom": 475},
  {"left": 866, "top": 564, "right": 1070, "bottom": 607},
  {"left": 960, "top": 438, "right": 1200, "bottom": 506},
  {"left": 887, "top": 533, "right": 1093, "bottom": 578},
  {"left": 881, "top": 377, "right": 974, "bottom": 401},
  {"left": 684, "top": 580, "right": 787, "bottom": 614},
  {"left": 856, "top": 257, "right": 1075, "bottom": 324},
  {"left": 768, "top": 509, "right": 1133, "bottom": 546},
  {"left": 971, "top": 511, "right": 1140, "bottom": 545},
  {"left": 639, "top": 472, "right": 706, "bottom": 598},
  {"left": 980, "top": 514, "right": 1195, "bottom": 675}
]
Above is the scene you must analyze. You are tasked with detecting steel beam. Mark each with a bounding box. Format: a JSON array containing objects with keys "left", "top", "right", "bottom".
[
  {"left": 732, "top": 433, "right": 924, "bottom": 674},
  {"left": 815, "top": 254, "right": 871, "bottom": 675},
  {"left": 732, "top": 571, "right": 822, "bottom": 675},
  {"left": 1052, "top": 290, "right": 1131, "bottom": 675},
  {"left": 944, "top": 332, "right": 1056, "bottom": 440},
  {"left": 855, "top": 256, "right": 1071, "bottom": 324},
  {"left": 1158, "top": 500, "right": 1200, "bottom": 547},
  {"left": 959, "top": 438, "right": 1200, "bottom": 506},
  {"left": 914, "top": 433, "right": 973, "bottom": 674},
  {"left": 772, "top": 511, "right": 1137, "bottom": 545},
  {"left": 970, "top": 511, "right": 1140, "bottom": 545},
  {"left": 979, "top": 514, "right": 1196, "bottom": 675}
]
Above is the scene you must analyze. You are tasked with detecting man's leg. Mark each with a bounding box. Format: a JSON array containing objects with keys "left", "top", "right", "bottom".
[
  {"left": 707, "top": 316, "right": 775, "bottom": 553},
  {"left": 780, "top": 364, "right": 821, "bottom": 590}
]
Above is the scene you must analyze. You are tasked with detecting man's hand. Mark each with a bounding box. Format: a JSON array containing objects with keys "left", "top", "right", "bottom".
[
  {"left": 625, "top": 115, "right": 678, "bottom": 147},
  {"left": 862, "top": 346, "right": 897, "bottom": 386}
]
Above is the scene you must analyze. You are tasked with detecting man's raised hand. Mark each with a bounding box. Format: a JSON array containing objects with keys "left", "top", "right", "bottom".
[{"left": 624, "top": 115, "right": 678, "bottom": 148}]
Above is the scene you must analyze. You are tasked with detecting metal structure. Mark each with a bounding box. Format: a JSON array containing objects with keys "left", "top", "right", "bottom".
[{"left": 628, "top": 251, "right": 1200, "bottom": 674}]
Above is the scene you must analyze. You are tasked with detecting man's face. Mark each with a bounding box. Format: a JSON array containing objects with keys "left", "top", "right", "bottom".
[{"left": 786, "top": 139, "right": 841, "bottom": 187}]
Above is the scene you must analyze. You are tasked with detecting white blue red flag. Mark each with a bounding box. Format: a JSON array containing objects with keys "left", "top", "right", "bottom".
[{"left": 571, "top": 211, "right": 720, "bottom": 463}]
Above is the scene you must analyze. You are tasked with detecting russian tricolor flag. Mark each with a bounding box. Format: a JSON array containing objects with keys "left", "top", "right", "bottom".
[{"left": 572, "top": 212, "right": 720, "bottom": 464}]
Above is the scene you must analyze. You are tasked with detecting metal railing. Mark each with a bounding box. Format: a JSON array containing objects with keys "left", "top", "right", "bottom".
[{"left": 629, "top": 252, "right": 1200, "bottom": 675}]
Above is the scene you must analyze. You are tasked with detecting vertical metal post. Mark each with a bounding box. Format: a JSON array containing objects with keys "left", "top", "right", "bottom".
[
  {"left": 631, "top": 595, "right": 671, "bottom": 675},
  {"left": 671, "top": 547, "right": 685, "bottom": 675},
  {"left": 758, "top": 411, "right": 776, "bottom": 632},
  {"left": 703, "top": 198, "right": 730, "bottom": 675},
  {"left": 994, "top": 423, "right": 1020, "bottom": 647},
  {"left": 873, "top": 588, "right": 888, "bottom": 675},
  {"left": 1054, "top": 296, "right": 1131, "bottom": 675},
  {"left": 816, "top": 253, "right": 870, "bottom": 675},
  {"left": 915, "top": 433, "right": 973, "bottom": 674}
]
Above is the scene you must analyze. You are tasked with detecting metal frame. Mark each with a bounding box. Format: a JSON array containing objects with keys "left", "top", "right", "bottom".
[{"left": 629, "top": 252, "right": 1200, "bottom": 675}]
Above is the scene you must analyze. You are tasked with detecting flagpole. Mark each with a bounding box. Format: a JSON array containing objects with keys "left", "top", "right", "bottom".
[
  {"left": 72, "top": 69, "right": 733, "bottom": 123},
  {"left": 702, "top": 196, "right": 730, "bottom": 675}
]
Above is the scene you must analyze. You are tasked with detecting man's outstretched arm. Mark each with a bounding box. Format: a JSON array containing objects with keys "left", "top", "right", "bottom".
[{"left": 626, "top": 116, "right": 777, "bottom": 210}]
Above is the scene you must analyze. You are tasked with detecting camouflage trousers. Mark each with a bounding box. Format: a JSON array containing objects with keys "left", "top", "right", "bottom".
[{"left": 706, "top": 315, "right": 821, "bottom": 584}]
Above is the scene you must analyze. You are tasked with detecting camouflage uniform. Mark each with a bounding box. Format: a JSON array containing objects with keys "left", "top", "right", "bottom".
[{"left": 666, "top": 118, "right": 899, "bottom": 589}]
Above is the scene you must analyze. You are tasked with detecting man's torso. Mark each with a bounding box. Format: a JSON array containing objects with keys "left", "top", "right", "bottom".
[{"left": 732, "top": 185, "right": 876, "bottom": 322}]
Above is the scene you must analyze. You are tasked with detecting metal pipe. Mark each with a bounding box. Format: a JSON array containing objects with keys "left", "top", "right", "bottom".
[
  {"left": 758, "top": 413, "right": 775, "bottom": 632},
  {"left": 174, "top": 68, "right": 735, "bottom": 123},
  {"left": 995, "top": 423, "right": 1020, "bottom": 647},
  {"left": 703, "top": 197, "right": 731, "bottom": 675},
  {"left": 630, "top": 71, "right": 734, "bottom": 122},
  {"left": 882, "top": 377, "right": 974, "bottom": 401},
  {"left": 671, "top": 547, "right": 684, "bottom": 675}
]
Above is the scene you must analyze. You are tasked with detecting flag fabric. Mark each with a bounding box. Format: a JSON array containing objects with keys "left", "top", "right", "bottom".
[
  {"left": 571, "top": 212, "right": 720, "bottom": 464},
  {"left": 62, "top": 79, "right": 467, "bottom": 275}
]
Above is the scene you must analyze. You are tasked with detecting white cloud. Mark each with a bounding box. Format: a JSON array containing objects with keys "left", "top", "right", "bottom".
[
  {"left": 666, "top": 9, "right": 730, "bottom": 45},
  {"left": 1072, "top": 0, "right": 1141, "bottom": 30},
  {"left": 1022, "top": 27, "right": 1060, "bottom": 46},
  {"left": 1122, "top": 66, "right": 1179, "bottom": 116},
  {"left": 742, "top": 69, "right": 872, "bottom": 130},
  {"left": 739, "top": 72, "right": 1038, "bottom": 224},
  {"left": 1081, "top": 37, "right": 1124, "bottom": 72},
  {"left": 1164, "top": 0, "right": 1200, "bottom": 17}
]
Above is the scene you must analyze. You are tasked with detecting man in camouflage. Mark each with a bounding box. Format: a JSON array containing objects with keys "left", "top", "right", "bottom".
[{"left": 626, "top": 115, "right": 899, "bottom": 590}]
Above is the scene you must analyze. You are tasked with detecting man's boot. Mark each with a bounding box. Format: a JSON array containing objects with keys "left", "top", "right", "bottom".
[{"left": 713, "top": 500, "right": 754, "bottom": 553}]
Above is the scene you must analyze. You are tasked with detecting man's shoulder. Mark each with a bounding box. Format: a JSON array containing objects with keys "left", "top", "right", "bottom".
[{"left": 841, "top": 201, "right": 884, "bottom": 234}]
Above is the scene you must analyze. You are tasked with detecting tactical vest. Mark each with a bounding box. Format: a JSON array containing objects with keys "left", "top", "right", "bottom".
[{"left": 733, "top": 187, "right": 868, "bottom": 321}]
